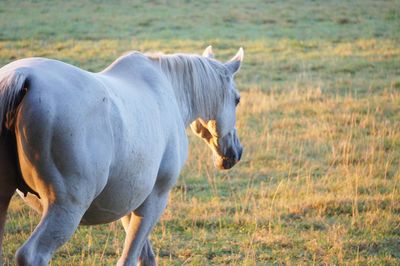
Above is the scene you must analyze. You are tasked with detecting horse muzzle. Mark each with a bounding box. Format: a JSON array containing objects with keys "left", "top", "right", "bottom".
[{"left": 214, "top": 145, "right": 243, "bottom": 170}]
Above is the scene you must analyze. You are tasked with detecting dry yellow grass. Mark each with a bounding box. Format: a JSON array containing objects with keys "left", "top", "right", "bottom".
[{"left": 1, "top": 0, "right": 399, "bottom": 265}]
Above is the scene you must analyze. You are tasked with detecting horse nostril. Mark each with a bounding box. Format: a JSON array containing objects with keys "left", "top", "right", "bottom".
[{"left": 238, "top": 147, "right": 243, "bottom": 161}]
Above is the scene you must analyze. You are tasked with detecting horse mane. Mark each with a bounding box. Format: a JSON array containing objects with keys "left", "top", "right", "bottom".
[{"left": 148, "top": 53, "right": 229, "bottom": 124}]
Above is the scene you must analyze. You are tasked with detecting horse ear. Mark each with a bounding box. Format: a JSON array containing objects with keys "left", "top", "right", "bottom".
[
  {"left": 202, "top": 45, "right": 214, "bottom": 58},
  {"left": 225, "top": 47, "right": 244, "bottom": 75}
]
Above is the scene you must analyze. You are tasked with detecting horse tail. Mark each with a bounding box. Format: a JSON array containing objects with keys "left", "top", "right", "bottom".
[{"left": 0, "top": 70, "right": 28, "bottom": 135}]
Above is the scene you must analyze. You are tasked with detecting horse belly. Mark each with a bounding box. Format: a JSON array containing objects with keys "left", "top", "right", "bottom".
[{"left": 81, "top": 168, "right": 158, "bottom": 225}]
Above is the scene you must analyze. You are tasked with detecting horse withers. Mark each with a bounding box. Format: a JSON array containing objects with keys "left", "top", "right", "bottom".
[{"left": 0, "top": 46, "right": 244, "bottom": 265}]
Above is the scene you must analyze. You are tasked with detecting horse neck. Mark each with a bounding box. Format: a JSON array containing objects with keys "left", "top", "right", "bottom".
[{"left": 156, "top": 54, "right": 225, "bottom": 127}]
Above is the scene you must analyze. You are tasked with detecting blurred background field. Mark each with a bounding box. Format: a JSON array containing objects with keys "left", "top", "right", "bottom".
[{"left": 1, "top": 0, "right": 399, "bottom": 265}]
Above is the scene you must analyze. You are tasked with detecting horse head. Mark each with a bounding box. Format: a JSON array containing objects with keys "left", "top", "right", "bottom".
[{"left": 191, "top": 46, "right": 244, "bottom": 170}]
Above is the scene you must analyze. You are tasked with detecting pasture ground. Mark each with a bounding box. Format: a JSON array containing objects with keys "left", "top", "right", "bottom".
[{"left": 1, "top": 0, "right": 399, "bottom": 265}]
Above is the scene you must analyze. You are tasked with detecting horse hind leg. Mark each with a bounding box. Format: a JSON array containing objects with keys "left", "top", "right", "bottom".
[
  {"left": 0, "top": 131, "right": 86, "bottom": 266},
  {"left": 14, "top": 152, "right": 104, "bottom": 265},
  {"left": 13, "top": 159, "right": 103, "bottom": 266},
  {"left": 15, "top": 200, "right": 88, "bottom": 266},
  {"left": 0, "top": 190, "right": 14, "bottom": 265},
  {"left": 0, "top": 133, "right": 19, "bottom": 264}
]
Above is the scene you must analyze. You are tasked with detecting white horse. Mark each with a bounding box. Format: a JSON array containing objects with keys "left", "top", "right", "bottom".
[{"left": 0, "top": 46, "right": 243, "bottom": 265}]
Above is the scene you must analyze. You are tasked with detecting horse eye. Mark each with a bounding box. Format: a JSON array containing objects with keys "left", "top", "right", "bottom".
[{"left": 235, "top": 97, "right": 240, "bottom": 106}]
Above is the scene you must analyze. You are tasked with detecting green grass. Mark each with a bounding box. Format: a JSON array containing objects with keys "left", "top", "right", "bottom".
[
  {"left": 1, "top": 0, "right": 400, "bottom": 265},
  {"left": 0, "top": 0, "right": 399, "bottom": 41}
]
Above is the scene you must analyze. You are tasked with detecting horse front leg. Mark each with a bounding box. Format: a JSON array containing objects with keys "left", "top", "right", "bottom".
[
  {"left": 118, "top": 189, "right": 169, "bottom": 266},
  {"left": 138, "top": 238, "right": 156, "bottom": 266},
  {"left": 121, "top": 215, "right": 156, "bottom": 266}
]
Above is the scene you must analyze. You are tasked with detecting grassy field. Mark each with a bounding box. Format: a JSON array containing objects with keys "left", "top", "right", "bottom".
[{"left": 1, "top": 0, "right": 400, "bottom": 265}]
